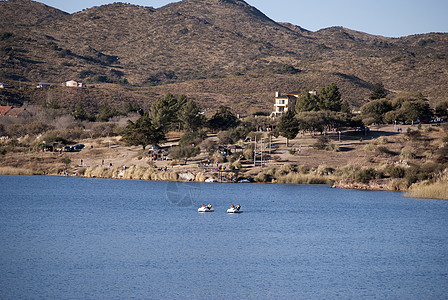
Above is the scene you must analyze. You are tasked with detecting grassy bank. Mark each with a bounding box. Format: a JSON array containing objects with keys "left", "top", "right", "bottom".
[
  {"left": 0, "top": 167, "right": 34, "bottom": 175},
  {"left": 1, "top": 164, "right": 447, "bottom": 200},
  {"left": 406, "top": 181, "right": 448, "bottom": 200}
]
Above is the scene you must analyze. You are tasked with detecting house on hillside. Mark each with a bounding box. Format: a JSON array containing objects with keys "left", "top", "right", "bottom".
[
  {"left": 271, "top": 91, "right": 299, "bottom": 117},
  {"left": 0, "top": 106, "right": 12, "bottom": 116},
  {"left": 0, "top": 83, "right": 10, "bottom": 89},
  {"left": 65, "top": 80, "right": 84, "bottom": 87},
  {"left": 271, "top": 91, "right": 318, "bottom": 117}
]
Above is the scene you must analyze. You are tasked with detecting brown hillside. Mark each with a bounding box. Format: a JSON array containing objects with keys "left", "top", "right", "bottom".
[{"left": 0, "top": 0, "right": 447, "bottom": 113}]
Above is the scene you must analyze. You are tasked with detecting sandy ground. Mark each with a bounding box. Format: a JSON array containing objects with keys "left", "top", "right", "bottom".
[
  {"left": 65, "top": 124, "right": 423, "bottom": 173},
  {"left": 1, "top": 123, "right": 442, "bottom": 180}
]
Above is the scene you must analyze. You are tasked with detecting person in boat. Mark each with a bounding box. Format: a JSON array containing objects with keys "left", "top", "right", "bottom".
[
  {"left": 201, "top": 204, "right": 206, "bottom": 208},
  {"left": 230, "top": 205, "right": 235, "bottom": 209},
  {"left": 236, "top": 204, "right": 241, "bottom": 211},
  {"left": 207, "top": 204, "right": 212, "bottom": 210}
]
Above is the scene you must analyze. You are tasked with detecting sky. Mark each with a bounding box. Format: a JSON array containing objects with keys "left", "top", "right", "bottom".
[{"left": 35, "top": 0, "right": 448, "bottom": 37}]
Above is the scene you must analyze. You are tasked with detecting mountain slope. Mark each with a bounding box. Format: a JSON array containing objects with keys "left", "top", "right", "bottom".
[{"left": 0, "top": 0, "right": 447, "bottom": 111}]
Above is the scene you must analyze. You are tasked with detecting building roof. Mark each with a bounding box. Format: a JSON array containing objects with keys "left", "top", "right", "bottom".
[
  {"left": 0, "top": 106, "right": 12, "bottom": 115},
  {"left": 5, "top": 107, "right": 26, "bottom": 117}
]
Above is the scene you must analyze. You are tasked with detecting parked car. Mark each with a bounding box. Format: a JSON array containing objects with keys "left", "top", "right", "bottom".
[{"left": 72, "top": 144, "right": 85, "bottom": 151}]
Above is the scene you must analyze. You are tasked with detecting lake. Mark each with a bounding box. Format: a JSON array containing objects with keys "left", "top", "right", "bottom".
[{"left": 0, "top": 175, "right": 447, "bottom": 299}]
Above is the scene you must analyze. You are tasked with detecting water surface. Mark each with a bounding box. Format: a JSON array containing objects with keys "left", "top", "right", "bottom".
[{"left": 0, "top": 175, "right": 447, "bottom": 299}]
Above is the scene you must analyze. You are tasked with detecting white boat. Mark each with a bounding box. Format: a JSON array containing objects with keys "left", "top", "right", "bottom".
[
  {"left": 227, "top": 207, "right": 243, "bottom": 214},
  {"left": 205, "top": 178, "right": 218, "bottom": 183},
  {"left": 198, "top": 206, "right": 214, "bottom": 212},
  {"left": 238, "top": 179, "right": 250, "bottom": 183}
]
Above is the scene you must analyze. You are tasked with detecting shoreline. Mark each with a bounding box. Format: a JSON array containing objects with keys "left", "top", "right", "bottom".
[
  {"left": 1, "top": 124, "right": 446, "bottom": 200},
  {"left": 1, "top": 166, "right": 446, "bottom": 201}
]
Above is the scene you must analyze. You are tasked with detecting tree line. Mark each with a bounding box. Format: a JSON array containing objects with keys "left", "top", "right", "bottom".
[
  {"left": 277, "top": 83, "right": 448, "bottom": 145},
  {"left": 121, "top": 93, "right": 241, "bottom": 149},
  {"left": 122, "top": 83, "right": 448, "bottom": 154}
]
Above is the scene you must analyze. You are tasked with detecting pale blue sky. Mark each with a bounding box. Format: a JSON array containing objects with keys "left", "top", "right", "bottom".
[{"left": 35, "top": 0, "right": 448, "bottom": 37}]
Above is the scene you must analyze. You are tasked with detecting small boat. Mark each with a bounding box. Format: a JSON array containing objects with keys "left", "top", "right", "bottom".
[
  {"left": 238, "top": 179, "right": 250, "bottom": 183},
  {"left": 205, "top": 178, "right": 218, "bottom": 183},
  {"left": 198, "top": 204, "right": 214, "bottom": 212},
  {"left": 227, "top": 205, "right": 242, "bottom": 214}
]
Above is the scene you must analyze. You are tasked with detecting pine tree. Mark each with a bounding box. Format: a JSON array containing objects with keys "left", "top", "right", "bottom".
[
  {"left": 295, "top": 91, "right": 320, "bottom": 113},
  {"left": 318, "top": 83, "right": 342, "bottom": 111},
  {"left": 370, "top": 82, "right": 387, "bottom": 100},
  {"left": 278, "top": 110, "right": 299, "bottom": 147},
  {"left": 179, "top": 99, "right": 204, "bottom": 132},
  {"left": 122, "top": 114, "right": 165, "bottom": 149},
  {"left": 149, "top": 93, "right": 179, "bottom": 132}
]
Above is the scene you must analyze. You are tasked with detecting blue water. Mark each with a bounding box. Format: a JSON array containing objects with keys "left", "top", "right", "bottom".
[{"left": 0, "top": 175, "right": 447, "bottom": 299}]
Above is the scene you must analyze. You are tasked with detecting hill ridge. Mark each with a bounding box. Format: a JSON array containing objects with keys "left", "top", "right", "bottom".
[{"left": 0, "top": 0, "right": 447, "bottom": 111}]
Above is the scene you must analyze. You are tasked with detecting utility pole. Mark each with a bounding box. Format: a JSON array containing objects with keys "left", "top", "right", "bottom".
[{"left": 254, "top": 135, "right": 257, "bottom": 167}]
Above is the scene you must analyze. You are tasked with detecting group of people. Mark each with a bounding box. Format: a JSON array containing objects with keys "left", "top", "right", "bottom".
[
  {"left": 229, "top": 204, "right": 241, "bottom": 211},
  {"left": 199, "top": 204, "right": 241, "bottom": 211},
  {"left": 200, "top": 204, "right": 213, "bottom": 210}
]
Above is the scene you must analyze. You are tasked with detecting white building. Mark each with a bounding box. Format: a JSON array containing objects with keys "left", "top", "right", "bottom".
[
  {"left": 65, "top": 80, "right": 84, "bottom": 87},
  {"left": 271, "top": 91, "right": 299, "bottom": 117}
]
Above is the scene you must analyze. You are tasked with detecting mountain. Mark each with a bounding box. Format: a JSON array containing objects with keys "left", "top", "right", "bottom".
[{"left": 0, "top": 0, "right": 447, "bottom": 113}]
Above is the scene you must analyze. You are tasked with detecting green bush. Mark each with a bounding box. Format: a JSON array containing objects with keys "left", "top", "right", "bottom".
[
  {"left": 313, "top": 136, "right": 329, "bottom": 150},
  {"left": 355, "top": 168, "right": 377, "bottom": 184},
  {"left": 390, "top": 166, "right": 405, "bottom": 178}
]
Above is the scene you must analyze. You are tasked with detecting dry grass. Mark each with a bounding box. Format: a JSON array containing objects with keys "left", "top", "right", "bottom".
[
  {"left": 275, "top": 172, "right": 332, "bottom": 185},
  {"left": 81, "top": 165, "right": 179, "bottom": 182},
  {"left": 406, "top": 181, "right": 448, "bottom": 200},
  {"left": 406, "top": 180, "right": 448, "bottom": 200},
  {"left": 0, "top": 167, "right": 34, "bottom": 175}
]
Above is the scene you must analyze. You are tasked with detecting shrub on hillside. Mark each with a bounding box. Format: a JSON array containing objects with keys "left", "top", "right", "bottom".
[
  {"left": 390, "top": 166, "right": 406, "bottom": 178},
  {"left": 325, "top": 144, "right": 340, "bottom": 152},
  {"left": 355, "top": 168, "right": 377, "bottom": 184},
  {"left": 401, "top": 148, "right": 416, "bottom": 159},
  {"left": 312, "top": 136, "right": 329, "bottom": 150}
]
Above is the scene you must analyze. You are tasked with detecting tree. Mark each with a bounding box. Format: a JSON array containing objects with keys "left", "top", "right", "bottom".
[
  {"left": 318, "top": 83, "right": 342, "bottom": 111},
  {"left": 169, "top": 145, "right": 201, "bottom": 165},
  {"left": 179, "top": 131, "right": 207, "bottom": 147},
  {"left": 121, "top": 114, "right": 165, "bottom": 149},
  {"left": 340, "top": 101, "right": 352, "bottom": 115},
  {"left": 277, "top": 64, "right": 300, "bottom": 74},
  {"left": 179, "top": 99, "right": 204, "bottom": 132},
  {"left": 370, "top": 82, "right": 387, "bottom": 100},
  {"left": 96, "top": 104, "right": 119, "bottom": 122},
  {"left": 400, "top": 100, "right": 431, "bottom": 122},
  {"left": 207, "top": 106, "right": 239, "bottom": 131},
  {"left": 435, "top": 101, "right": 448, "bottom": 118},
  {"left": 297, "top": 111, "right": 327, "bottom": 134},
  {"left": 72, "top": 103, "right": 88, "bottom": 121},
  {"left": 278, "top": 110, "right": 299, "bottom": 146},
  {"left": 361, "top": 99, "right": 392, "bottom": 124},
  {"left": 295, "top": 91, "right": 320, "bottom": 113},
  {"left": 123, "top": 101, "right": 143, "bottom": 115},
  {"left": 149, "top": 93, "right": 179, "bottom": 132}
]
